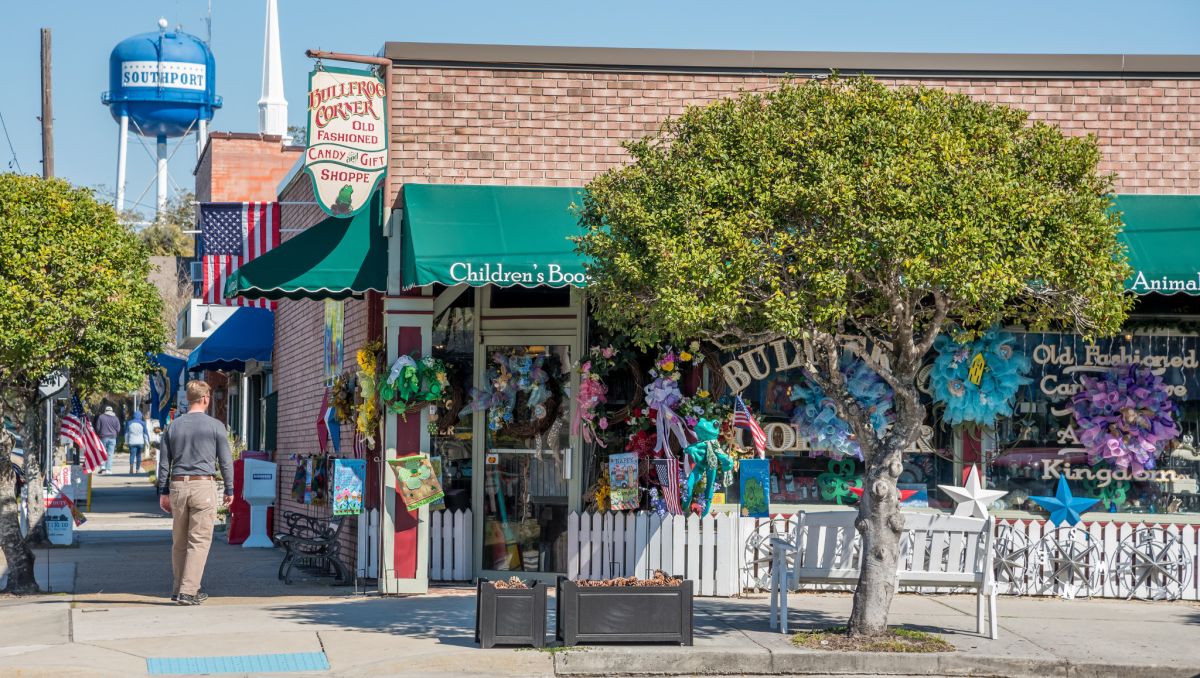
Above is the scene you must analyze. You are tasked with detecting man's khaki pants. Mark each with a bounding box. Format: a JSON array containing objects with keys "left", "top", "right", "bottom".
[{"left": 170, "top": 479, "right": 218, "bottom": 597}]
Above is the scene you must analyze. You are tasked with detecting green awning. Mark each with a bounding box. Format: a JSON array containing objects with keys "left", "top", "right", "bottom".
[
  {"left": 401, "top": 184, "right": 589, "bottom": 289},
  {"left": 1116, "top": 194, "right": 1200, "bottom": 296},
  {"left": 224, "top": 192, "right": 386, "bottom": 300}
]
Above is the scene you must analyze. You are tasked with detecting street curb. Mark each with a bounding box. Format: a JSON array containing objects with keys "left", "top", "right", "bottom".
[{"left": 552, "top": 645, "right": 1200, "bottom": 677}]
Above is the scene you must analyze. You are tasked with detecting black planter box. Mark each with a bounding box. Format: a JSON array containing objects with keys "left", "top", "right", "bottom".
[
  {"left": 556, "top": 576, "right": 694, "bottom": 646},
  {"left": 475, "top": 579, "right": 547, "bottom": 649}
]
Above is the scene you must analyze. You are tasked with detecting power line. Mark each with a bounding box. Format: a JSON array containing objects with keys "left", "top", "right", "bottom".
[{"left": 0, "top": 109, "right": 23, "bottom": 173}]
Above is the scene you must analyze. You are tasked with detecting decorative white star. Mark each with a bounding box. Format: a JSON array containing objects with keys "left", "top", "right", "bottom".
[{"left": 938, "top": 465, "right": 1008, "bottom": 519}]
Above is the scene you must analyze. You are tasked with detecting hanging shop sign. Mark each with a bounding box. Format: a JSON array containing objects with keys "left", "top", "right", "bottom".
[
  {"left": 304, "top": 66, "right": 387, "bottom": 218},
  {"left": 1018, "top": 332, "right": 1200, "bottom": 401}
]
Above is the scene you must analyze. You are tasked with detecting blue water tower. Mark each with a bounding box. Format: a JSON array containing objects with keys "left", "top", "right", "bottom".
[{"left": 101, "top": 18, "right": 222, "bottom": 217}]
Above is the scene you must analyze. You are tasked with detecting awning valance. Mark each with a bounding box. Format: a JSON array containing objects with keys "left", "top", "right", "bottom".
[
  {"left": 1117, "top": 194, "right": 1200, "bottom": 296},
  {"left": 401, "top": 184, "right": 589, "bottom": 289},
  {"left": 187, "top": 308, "right": 274, "bottom": 372},
  {"left": 223, "top": 192, "right": 386, "bottom": 301}
]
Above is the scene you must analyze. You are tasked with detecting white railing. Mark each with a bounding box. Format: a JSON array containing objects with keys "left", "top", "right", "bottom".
[{"left": 429, "top": 508, "right": 1200, "bottom": 601}]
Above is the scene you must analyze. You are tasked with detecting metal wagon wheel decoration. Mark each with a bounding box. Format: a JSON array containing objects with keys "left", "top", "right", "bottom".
[
  {"left": 1108, "top": 527, "right": 1194, "bottom": 601},
  {"left": 742, "top": 515, "right": 796, "bottom": 591},
  {"left": 993, "top": 523, "right": 1034, "bottom": 595},
  {"left": 1033, "top": 527, "right": 1105, "bottom": 599}
]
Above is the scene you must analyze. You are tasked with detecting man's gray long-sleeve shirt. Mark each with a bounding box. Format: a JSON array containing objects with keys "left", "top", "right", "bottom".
[{"left": 156, "top": 412, "right": 235, "bottom": 496}]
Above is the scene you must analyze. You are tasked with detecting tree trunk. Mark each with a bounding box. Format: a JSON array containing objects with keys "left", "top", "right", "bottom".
[
  {"left": 847, "top": 438, "right": 907, "bottom": 636},
  {"left": 0, "top": 468, "right": 38, "bottom": 594},
  {"left": 21, "top": 401, "right": 47, "bottom": 546},
  {"left": 0, "top": 402, "right": 38, "bottom": 594}
]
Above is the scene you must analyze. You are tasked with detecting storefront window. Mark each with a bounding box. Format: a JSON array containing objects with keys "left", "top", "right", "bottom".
[
  {"left": 722, "top": 331, "right": 1200, "bottom": 519},
  {"left": 979, "top": 332, "right": 1200, "bottom": 517},
  {"left": 430, "top": 289, "right": 474, "bottom": 512},
  {"left": 479, "top": 343, "right": 572, "bottom": 573}
]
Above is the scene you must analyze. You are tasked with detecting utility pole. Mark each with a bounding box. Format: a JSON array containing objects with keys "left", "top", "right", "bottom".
[{"left": 40, "top": 28, "right": 53, "bottom": 178}]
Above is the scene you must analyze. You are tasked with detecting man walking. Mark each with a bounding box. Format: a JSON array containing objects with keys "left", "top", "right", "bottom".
[
  {"left": 157, "top": 380, "right": 234, "bottom": 605},
  {"left": 95, "top": 406, "right": 121, "bottom": 475}
]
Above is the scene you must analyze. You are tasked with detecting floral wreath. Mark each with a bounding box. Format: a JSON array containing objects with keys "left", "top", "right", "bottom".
[
  {"left": 572, "top": 345, "right": 621, "bottom": 447},
  {"left": 354, "top": 341, "right": 384, "bottom": 449},
  {"left": 465, "top": 349, "right": 558, "bottom": 434},
  {"left": 643, "top": 344, "right": 705, "bottom": 454},
  {"left": 789, "top": 355, "right": 893, "bottom": 460},
  {"left": 931, "top": 329, "right": 1032, "bottom": 427},
  {"left": 1070, "top": 363, "right": 1179, "bottom": 473},
  {"left": 380, "top": 354, "right": 451, "bottom": 416},
  {"left": 330, "top": 372, "right": 356, "bottom": 424}
]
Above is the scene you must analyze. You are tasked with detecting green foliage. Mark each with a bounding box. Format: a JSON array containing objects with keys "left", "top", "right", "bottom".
[
  {"left": 128, "top": 191, "right": 196, "bottom": 257},
  {"left": 578, "top": 76, "right": 1131, "bottom": 350},
  {"left": 0, "top": 174, "right": 165, "bottom": 397}
]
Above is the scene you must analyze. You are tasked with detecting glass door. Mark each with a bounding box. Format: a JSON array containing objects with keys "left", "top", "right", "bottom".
[{"left": 474, "top": 340, "right": 573, "bottom": 576}]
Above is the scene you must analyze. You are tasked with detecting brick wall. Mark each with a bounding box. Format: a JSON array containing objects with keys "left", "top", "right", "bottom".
[
  {"left": 387, "top": 69, "right": 1200, "bottom": 195},
  {"left": 195, "top": 133, "right": 302, "bottom": 202},
  {"left": 271, "top": 175, "right": 369, "bottom": 570}
]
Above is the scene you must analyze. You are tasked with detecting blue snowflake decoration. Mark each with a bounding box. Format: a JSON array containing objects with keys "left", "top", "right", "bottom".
[
  {"left": 931, "top": 329, "right": 1031, "bottom": 427},
  {"left": 789, "top": 357, "right": 893, "bottom": 460}
]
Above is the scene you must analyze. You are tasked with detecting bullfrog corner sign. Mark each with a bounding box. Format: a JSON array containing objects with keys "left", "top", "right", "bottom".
[{"left": 304, "top": 66, "right": 387, "bottom": 218}]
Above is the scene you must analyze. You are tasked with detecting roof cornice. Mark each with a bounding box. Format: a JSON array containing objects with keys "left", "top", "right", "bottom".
[{"left": 381, "top": 43, "right": 1200, "bottom": 78}]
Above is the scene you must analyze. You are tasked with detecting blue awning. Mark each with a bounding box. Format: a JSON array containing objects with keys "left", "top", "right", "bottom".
[{"left": 187, "top": 308, "right": 275, "bottom": 372}]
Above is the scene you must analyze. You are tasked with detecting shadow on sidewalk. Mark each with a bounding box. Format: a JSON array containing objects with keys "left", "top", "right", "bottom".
[
  {"left": 694, "top": 597, "right": 846, "bottom": 635},
  {"left": 272, "top": 596, "right": 481, "bottom": 647}
]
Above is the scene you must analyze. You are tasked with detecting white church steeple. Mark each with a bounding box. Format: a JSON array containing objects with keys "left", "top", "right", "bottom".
[{"left": 257, "top": 0, "right": 288, "bottom": 141}]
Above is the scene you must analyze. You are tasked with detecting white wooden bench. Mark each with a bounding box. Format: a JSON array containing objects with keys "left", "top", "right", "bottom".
[{"left": 768, "top": 510, "right": 998, "bottom": 639}]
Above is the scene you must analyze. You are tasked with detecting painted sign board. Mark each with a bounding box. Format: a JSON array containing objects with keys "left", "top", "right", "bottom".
[{"left": 304, "top": 66, "right": 387, "bottom": 218}]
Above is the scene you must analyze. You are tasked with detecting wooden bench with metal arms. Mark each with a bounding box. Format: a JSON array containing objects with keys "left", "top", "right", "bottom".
[{"left": 273, "top": 511, "right": 351, "bottom": 585}]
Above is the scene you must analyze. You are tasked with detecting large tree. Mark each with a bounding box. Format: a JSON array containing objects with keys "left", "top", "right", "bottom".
[
  {"left": 578, "top": 77, "right": 1130, "bottom": 636},
  {"left": 0, "top": 174, "right": 164, "bottom": 593}
]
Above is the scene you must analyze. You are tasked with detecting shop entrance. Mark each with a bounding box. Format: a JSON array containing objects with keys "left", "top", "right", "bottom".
[{"left": 473, "top": 337, "right": 577, "bottom": 580}]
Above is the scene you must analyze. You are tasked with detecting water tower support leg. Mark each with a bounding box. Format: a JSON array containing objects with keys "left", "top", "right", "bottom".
[
  {"left": 197, "top": 119, "right": 207, "bottom": 164},
  {"left": 115, "top": 114, "right": 128, "bottom": 213},
  {"left": 156, "top": 134, "right": 168, "bottom": 219}
]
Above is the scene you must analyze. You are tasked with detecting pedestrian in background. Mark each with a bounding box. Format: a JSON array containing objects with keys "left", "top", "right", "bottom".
[
  {"left": 95, "top": 406, "right": 121, "bottom": 475},
  {"left": 125, "top": 411, "right": 150, "bottom": 474},
  {"left": 157, "top": 380, "right": 234, "bottom": 605}
]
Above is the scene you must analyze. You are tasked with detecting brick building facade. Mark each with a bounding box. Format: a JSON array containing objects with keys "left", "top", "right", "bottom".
[{"left": 257, "top": 45, "right": 1200, "bottom": 588}]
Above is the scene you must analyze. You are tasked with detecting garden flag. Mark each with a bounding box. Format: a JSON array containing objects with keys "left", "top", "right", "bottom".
[
  {"left": 738, "top": 458, "right": 771, "bottom": 518},
  {"left": 733, "top": 396, "right": 767, "bottom": 458},
  {"left": 331, "top": 458, "right": 366, "bottom": 516},
  {"left": 388, "top": 454, "right": 445, "bottom": 509},
  {"left": 200, "top": 201, "right": 280, "bottom": 308},
  {"left": 608, "top": 452, "right": 639, "bottom": 510},
  {"left": 60, "top": 395, "right": 108, "bottom": 474}
]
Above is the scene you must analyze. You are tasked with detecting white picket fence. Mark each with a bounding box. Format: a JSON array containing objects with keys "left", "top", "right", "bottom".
[
  {"left": 428, "top": 508, "right": 474, "bottom": 581},
  {"left": 428, "top": 508, "right": 1200, "bottom": 601},
  {"left": 564, "top": 511, "right": 742, "bottom": 596}
]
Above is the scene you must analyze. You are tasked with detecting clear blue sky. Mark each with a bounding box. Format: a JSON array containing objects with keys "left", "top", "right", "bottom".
[{"left": 2, "top": 0, "right": 1198, "bottom": 219}]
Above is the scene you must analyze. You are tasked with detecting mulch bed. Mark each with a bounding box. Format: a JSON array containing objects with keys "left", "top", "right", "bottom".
[
  {"left": 792, "top": 626, "right": 954, "bottom": 653},
  {"left": 575, "top": 570, "right": 682, "bottom": 587}
]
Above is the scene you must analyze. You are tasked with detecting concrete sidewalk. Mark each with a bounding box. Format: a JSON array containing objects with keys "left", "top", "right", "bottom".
[
  {"left": 0, "top": 587, "right": 1197, "bottom": 677},
  {"left": 4, "top": 471, "right": 1198, "bottom": 676}
]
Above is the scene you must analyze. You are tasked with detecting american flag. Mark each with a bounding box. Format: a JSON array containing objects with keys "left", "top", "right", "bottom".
[
  {"left": 733, "top": 395, "right": 767, "bottom": 458},
  {"left": 59, "top": 395, "right": 108, "bottom": 474},
  {"left": 199, "top": 202, "right": 280, "bottom": 308},
  {"left": 651, "top": 456, "right": 683, "bottom": 515}
]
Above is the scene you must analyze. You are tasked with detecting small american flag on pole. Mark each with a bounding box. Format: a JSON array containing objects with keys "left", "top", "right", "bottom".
[
  {"left": 733, "top": 395, "right": 767, "bottom": 458},
  {"left": 59, "top": 395, "right": 108, "bottom": 474},
  {"left": 651, "top": 456, "right": 683, "bottom": 515},
  {"left": 200, "top": 202, "right": 280, "bottom": 308}
]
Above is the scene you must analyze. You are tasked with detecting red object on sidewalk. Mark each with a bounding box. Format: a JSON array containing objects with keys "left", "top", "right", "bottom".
[{"left": 228, "top": 452, "right": 273, "bottom": 545}]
